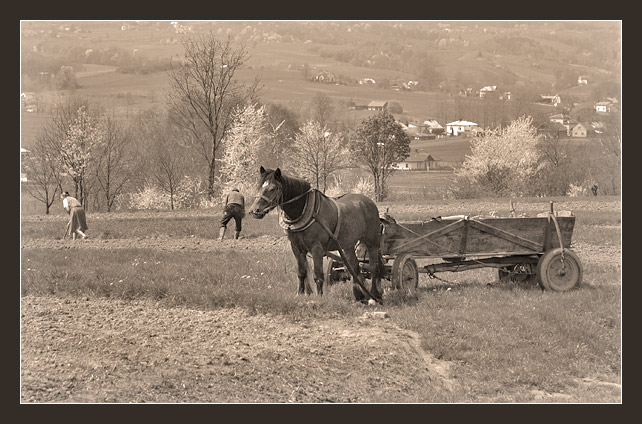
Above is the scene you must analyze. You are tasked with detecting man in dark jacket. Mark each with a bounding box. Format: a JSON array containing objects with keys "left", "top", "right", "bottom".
[{"left": 219, "top": 188, "right": 245, "bottom": 240}]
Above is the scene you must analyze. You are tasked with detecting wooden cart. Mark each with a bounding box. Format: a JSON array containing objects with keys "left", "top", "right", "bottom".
[{"left": 324, "top": 202, "right": 582, "bottom": 295}]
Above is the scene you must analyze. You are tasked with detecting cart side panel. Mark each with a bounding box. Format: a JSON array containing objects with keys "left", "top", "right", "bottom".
[{"left": 381, "top": 216, "right": 574, "bottom": 257}]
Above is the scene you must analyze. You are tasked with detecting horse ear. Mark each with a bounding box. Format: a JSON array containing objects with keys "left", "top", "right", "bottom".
[
  {"left": 260, "top": 166, "right": 266, "bottom": 175},
  {"left": 275, "top": 168, "right": 281, "bottom": 179}
]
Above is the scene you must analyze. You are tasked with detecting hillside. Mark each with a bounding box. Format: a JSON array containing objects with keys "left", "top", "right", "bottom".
[{"left": 20, "top": 21, "right": 621, "bottom": 150}]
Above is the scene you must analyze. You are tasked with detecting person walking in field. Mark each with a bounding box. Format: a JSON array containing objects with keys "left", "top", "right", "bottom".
[
  {"left": 219, "top": 188, "right": 245, "bottom": 240},
  {"left": 61, "top": 192, "right": 89, "bottom": 240}
]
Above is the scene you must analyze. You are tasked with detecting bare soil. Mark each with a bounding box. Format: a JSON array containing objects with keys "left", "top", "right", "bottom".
[{"left": 21, "top": 294, "right": 454, "bottom": 403}]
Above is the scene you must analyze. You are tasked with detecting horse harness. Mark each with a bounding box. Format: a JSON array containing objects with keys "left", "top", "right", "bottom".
[{"left": 278, "top": 189, "right": 343, "bottom": 242}]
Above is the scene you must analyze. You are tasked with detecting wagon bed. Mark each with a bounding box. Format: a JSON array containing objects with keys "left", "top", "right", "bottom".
[
  {"left": 325, "top": 202, "right": 583, "bottom": 294},
  {"left": 381, "top": 214, "right": 574, "bottom": 258}
]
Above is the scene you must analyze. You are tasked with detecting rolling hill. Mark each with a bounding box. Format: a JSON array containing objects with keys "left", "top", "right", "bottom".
[{"left": 20, "top": 21, "right": 620, "bottom": 156}]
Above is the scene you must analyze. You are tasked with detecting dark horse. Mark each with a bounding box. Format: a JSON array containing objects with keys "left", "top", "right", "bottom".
[{"left": 249, "top": 166, "right": 383, "bottom": 302}]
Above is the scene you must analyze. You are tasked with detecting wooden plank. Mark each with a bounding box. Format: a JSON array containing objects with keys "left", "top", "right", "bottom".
[
  {"left": 388, "top": 219, "right": 465, "bottom": 254},
  {"left": 380, "top": 216, "right": 575, "bottom": 257},
  {"left": 458, "top": 218, "right": 470, "bottom": 255},
  {"left": 468, "top": 220, "right": 542, "bottom": 252}
]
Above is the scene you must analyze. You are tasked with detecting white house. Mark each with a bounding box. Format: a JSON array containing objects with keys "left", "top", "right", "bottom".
[
  {"left": 479, "top": 85, "right": 497, "bottom": 98},
  {"left": 446, "top": 120, "right": 478, "bottom": 136},
  {"left": 578, "top": 75, "right": 589, "bottom": 85},
  {"left": 595, "top": 101, "right": 616, "bottom": 113}
]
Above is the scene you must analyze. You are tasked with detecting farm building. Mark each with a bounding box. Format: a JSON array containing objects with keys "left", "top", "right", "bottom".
[
  {"left": 313, "top": 71, "right": 336, "bottom": 83},
  {"left": 537, "top": 121, "right": 568, "bottom": 139},
  {"left": 367, "top": 101, "right": 388, "bottom": 111},
  {"left": 394, "top": 154, "right": 438, "bottom": 171},
  {"left": 403, "top": 119, "right": 444, "bottom": 141},
  {"left": 446, "top": 120, "right": 478, "bottom": 136},
  {"left": 595, "top": 100, "right": 618, "bottom": 114},
  {"left": 539, "top": 94, "right": 561, "bottom": 107},
  {"left": 423, "top": 119, "right": 444, "bottom": 133},
  {"left": 479, "top": 85, "right": 498, "bottom": 98},
  {"left": 570, "top": 122, "right": 588, "bottom": 138},
  {"left": 549, "top": 113, "right": 572, "bottom": 125},
  {"left": 403, "top": 126, "right": 436, "bottom": 141}
]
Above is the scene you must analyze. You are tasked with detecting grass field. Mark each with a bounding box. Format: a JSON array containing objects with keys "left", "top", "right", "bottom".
[{"left": 20, "top": 195, "right": 622, "bottom": 402}]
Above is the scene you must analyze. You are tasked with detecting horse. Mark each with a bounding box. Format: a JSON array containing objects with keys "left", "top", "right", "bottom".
[{"left": 248, "top": 166, "right": 383, "bottom": 302}]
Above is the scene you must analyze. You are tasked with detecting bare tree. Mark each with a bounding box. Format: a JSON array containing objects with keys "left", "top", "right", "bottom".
[
  {"left": 36, "top": 97, "right": 104, "bottom": 208},
  {"left": 94, "top": 116, "right": 133, "bottom": 212},
  {"left": 132, "top": 110, "right": 189, "bottom": 210},
  {"left": 290, "top": 120, "right": 345, "bottom": 193},
  {"left": 309, "top": 93, "right": 334, "bottom": 128},
  {"left": 21, "top": 141, "right": 63, "bottom": 215},
  {"left": 166, "top": 32, "right": 260, "bottom": 199}
]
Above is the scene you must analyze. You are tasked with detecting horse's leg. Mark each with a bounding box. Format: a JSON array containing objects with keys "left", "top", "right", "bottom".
[
  {"left": 291, "top": 241, "right": 308, "bottom": 295},
  {"left": 310, "top": 243, "right": 326, "bottom": 295},
  {"left": 366, "top": 244, "right": 383, "bottom": 300},
  {"left": 344, "top": 247, "right": 367, "bottom": 302}
]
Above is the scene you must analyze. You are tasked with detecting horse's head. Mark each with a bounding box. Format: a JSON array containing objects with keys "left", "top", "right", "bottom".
[{"left": 249, "top": 166, "right": 283, "bottom": 219}]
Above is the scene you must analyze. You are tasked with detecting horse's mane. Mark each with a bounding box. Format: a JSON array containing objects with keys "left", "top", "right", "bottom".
[{"left": 263, "top": 168, "right": 311, "bottom": 201}]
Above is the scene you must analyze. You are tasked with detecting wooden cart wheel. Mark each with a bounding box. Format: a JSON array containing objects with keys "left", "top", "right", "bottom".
[
  {"left": 392, "top": 253, "right": 419, "bottom": 296},
  {"left": 537, "top": 248, "right": 583, "bottom": 292},
  {"left": 324, "top": 258, "right": 339, "bottom": 286},
  {"left": 498, "top": 264, "right": 537, "bottom": 284}
]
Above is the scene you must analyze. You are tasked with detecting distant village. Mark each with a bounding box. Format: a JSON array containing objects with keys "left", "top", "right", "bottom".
[{"left": 21, "top": 70, "right": 618, "bottom": 177}]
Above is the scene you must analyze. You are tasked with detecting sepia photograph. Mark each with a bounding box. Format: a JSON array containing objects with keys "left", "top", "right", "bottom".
[{"left": 20, "top": 20, "right": 621, "bottom": 403}]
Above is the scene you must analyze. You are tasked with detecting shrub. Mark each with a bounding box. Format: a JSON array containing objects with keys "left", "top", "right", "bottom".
[
  {"left": 127, "top": 185, "right": 171, "bottom": 210},
  {"left": 174, "top": 175, "right": 207, "bottom": 209}
]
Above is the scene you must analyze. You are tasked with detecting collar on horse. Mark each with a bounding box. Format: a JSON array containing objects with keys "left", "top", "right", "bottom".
[{"left": 279, "top": 189, "right": 343, "bottom": 239}]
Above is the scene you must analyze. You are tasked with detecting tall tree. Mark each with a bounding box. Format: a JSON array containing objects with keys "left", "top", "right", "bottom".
[
  {"left": 309, "top": 93, "right": 334, "bottom": 128},
  {"left": 37, "top": 98, "right": 104, "bottom": 208},
  {"left": 132, "top": 110, "right": 189, "bottom": 210},
  {"left": 59, "top": 105, "right": 105, "bottom": 207},
  {"left": 219, "top": 103, "right": 270, "bottom": 197},
  {"left": 264, "top": 102, "right": 301, "bottom": 167},
  {"left": 94, "top": 116, "right": 132, "bottom": 212},
  {"left": 349, "top": 111, "right": 411, "bottom": 201},
  {"left": 290, "top": 120, "right": 345, "bottom": 193},
  {"left": 166, "top": 32, "right": 260, "bottom": 199}
]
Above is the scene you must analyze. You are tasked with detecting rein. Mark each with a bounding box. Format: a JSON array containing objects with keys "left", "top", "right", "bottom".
[{"left": 254, "top": 184, "right": 313, "bottom": 218}]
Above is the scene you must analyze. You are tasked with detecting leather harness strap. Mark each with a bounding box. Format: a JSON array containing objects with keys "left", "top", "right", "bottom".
[{"left": 279, "top": 189, "right": 343, "bottom": 240}]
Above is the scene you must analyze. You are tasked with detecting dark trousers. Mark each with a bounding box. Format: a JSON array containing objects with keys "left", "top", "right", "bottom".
[{"left": 220, "top": 204, "right": 245, "bottom": 232}]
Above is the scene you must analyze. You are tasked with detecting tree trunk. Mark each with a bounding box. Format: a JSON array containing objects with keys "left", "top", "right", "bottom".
[
  {"left": 208, "top": 137, "right": 217, "bottom": 199},
  {"left": 208, "top": 159, "right": 216, "bottom": 199}
]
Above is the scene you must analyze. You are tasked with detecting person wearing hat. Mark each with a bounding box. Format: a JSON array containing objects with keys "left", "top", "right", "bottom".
[
  {"left": 219, "top": 188, "right": 245, "bottom": 240},
  {"left": 61, "top": 192, "right": 89, "bottom": 240}
]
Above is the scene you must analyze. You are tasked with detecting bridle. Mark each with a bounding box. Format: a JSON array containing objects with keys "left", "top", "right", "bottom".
[{"left": 252, "top": 179, "right": 312, "bottom": 218}]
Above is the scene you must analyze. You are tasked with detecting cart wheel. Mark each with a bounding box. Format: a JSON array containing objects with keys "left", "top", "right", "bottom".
[
  {"left": 324, "top": 258, "right": 339, "bottom": 286},
  {"left": 498, "top": 264, "right": 537, "bottom": 284},
  {"left": 537, "top": 248, "right": 583, "bottom": 292},
  {"left": 392, "top": 253, "right": 419, "bottom": 296}
]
